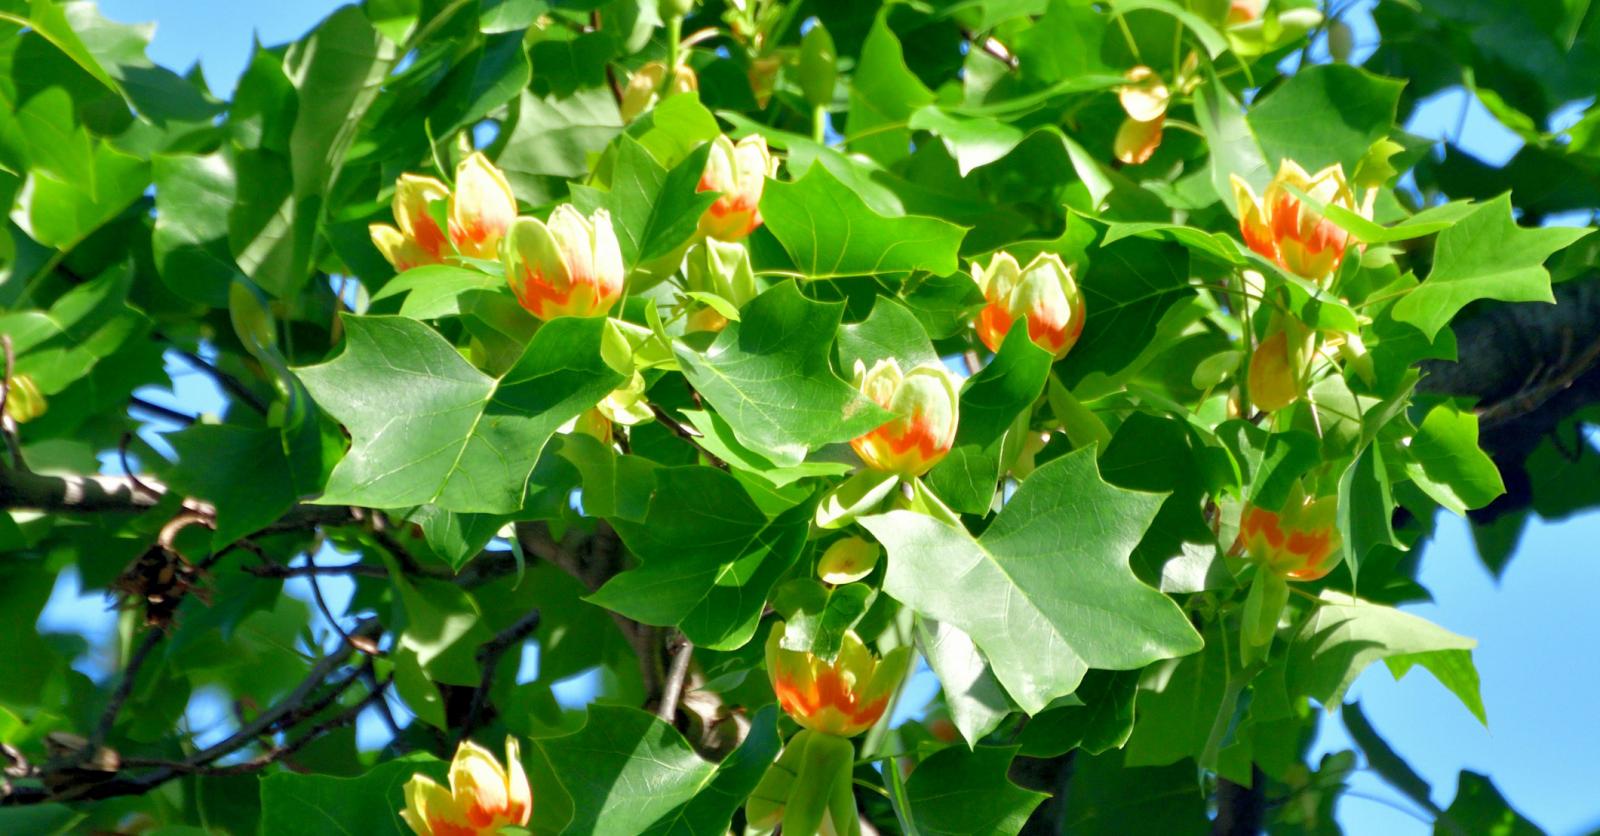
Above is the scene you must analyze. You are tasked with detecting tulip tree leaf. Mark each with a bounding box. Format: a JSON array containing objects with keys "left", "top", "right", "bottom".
[
  {"left": 260, "top": 753, "right": 446, "bottom": 836},
  {"left": 525, "top": 705, "right": 780, "bottom": 836},
  {"left": 861, "top": 448, "right": 1203, "bottom": 714},
  {"left": 917, "top": 617, "right": 1018, "bottom": 747},
  {"left": 299, "top": 315, "right": 623, "bottom": 514},
  {"left": 1404, "top": 404, "right": 1506, "bottom": 515},
  {"left": 1288, "top": 592, "right": 1484, "bottom": 723},
  {"left": 675, "top": 282, "right": 890, "bottom": 466},
  {"left": 905, "top": 746, "right": 1047, "bottom": 836},
  {"left": 1392, "top": 194, "right": 1591, "bottom": 339},
  {"left": 1055, "top": 239, "right": 1191, "bottom": 388},
  {"left": 163, "top": 424, "right": 298, "bottom": 548},
  {"left": 759, "top": 165, "right": 967, "bottom": 279},
  {"left": 1247, "top": 64, "right": 1404, "bottom": 174},
  {"left": 589, "top": 467, "right": 815, "bottom": 650},
  {"left": 573, "top": 135, "right": 717, "bottom": 268}
]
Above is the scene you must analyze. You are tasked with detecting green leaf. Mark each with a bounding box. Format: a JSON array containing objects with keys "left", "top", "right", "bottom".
[
  {"left": 1435, "top": 771, "right": 1544, "bottom": 836},
  {"left": 407, "top": 505, "right": 512, "bottom": 570},
  {"left": 674, "top": 282, "right": 889, "bottom": 466},
  {"left": 368, "top": 264, "right": 510, "bottom": 320},
  {"left": 575, "top": 136, "right": 717, "bottom": 269},
  {"left": 1405, "top": 404, "right": 1506, "bottom": 515},
  {"left": 917, "top": 617, "right": 1017, "bottom": 746},
  {"left": 836, "top": 296, "right": 941, "bottom": 373},
  {"left": 1289, "top": 592, "right": 1484, "bottom": 723},
  {"left": 1109, "top": 0, "right": 1230, "bottom": 58},
  {"left": 527, "top": 705, "right": 781, "bottom": 835},
  {"left": 299, "top": 315, "right": 623, "bottom": 513},
  {"left": 259, "top": 753, "right": 446, "bottom": 836},
  {"left": 774, "top": 579, "right": 874, "bottom": 662},
  {"left": 590, "top": 467, "right": 813, "bottom": 650},
  {"left": 678, "top": 409, "right": 853, "bottom": 487},
  {"left": 1194, "top": 74, "right": 1269, "bottom": 213},
  {"left": 1392, "top": 194, "right": 1592, "bottom": 339},
  {"left": 1056, "top": 239, "right": 1192, "bottom": 388},
  {"left": 861, "top": 448, "right": 1203, "bottom": 714},
  {"left": 905, "top": 746, "right": 1046, "bottom": 836},
  {"left": 908, "top": 106, "right": 1027, "bottom": 176},
  {"left": 1060, "top": 749, "right": 1209, "bottom": 834},
  {"left": 846, "top": 11, "right": 934, "bottom": 166},
  {"left": 1247, "top": 64, "right": 1404, "bottom": 174},
  {"left": 759, "top": 166, "right": 968, "bottom": 280},
  {"left": 1017, "top": 670, "right": 1139, "bottom": 758},
  {"left": 386, "top": 560, "right": 495, "bottom": 685},
  {"left": 1123, "top": 623, "right": 1228, "bottom": 768},
  {"left": 152, "top": 152, "right": 244, "bottom": 307},
  {"left": 164, "top": 425, "right": 298, "bottom": 548},
  {"left": 926, "top": 327, "right": 1053, "bottom": 514},
  {"left": 1337, "top": 442, "right": 1398, "bottom": 585},
  {"left": 498, "top": 88, "right": 623, "bottom": 203}
]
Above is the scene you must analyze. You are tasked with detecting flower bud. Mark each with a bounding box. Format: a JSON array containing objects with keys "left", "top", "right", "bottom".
[
  {"left": 620, "top": 61, "right": 699, "bottom": 123},
  {"left": 505, "top": 205, "right": 626, "bottom": 320},
  {"left": 817, "top": 537, "right": 880, "bottom": 585},
  {"left": 850, "top": 358, "right": 960, "bottom": 478},
  {"left": 698, "top": 134, "right": 774, "bottom": 241},
  {"left": 1232, "top": 159, "right": 1368, "bottom": 280},
  {"left": 1114, "top": 114, "right": 1164, "bottom": 165},
  {"left": 971, "top": 251, "right": 1086, "bottom": 360},
  {"left": 748, "top": 55, "right": 782, "bottom": 109},
  {"left": 597, "top": 371, "right": 654, "bottom": 426},
  {"left": 1236, "top": 485, "right": 1342, "bottom": 581},
  {"left": 1227, "top": 0, "right": 1260, "bottom": 24},
  {"left": 372, "top": 173, "right": 450, "bottom": 271},
  {"left": 1248, "top": 313, "right": 1312, "bottom": 413},
  {"left": 1118, "top": 66, "right": 1169, "bottom": 124},
  {"left": 4, "top": 373, "right": 47, "bottom": 423},
  {"left": 766, "top": 623, "right": 912, "bottom": 738},
  {"left": 400, "top": 737, "right": 531, "bottom": 836},
  {"left": 798, "top": 23, "right": 837, "bottom": 109},
  {"left": 684, "top": 239, "right": 757, "bottom": 332},
  {"left": 449, "top": 152, "right": 517, "bottom": 260}
]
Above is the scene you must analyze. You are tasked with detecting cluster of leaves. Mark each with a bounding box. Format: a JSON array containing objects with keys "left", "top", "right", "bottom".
[{"left": 1, "top": 0, "right": 1594, "bottom": 833}]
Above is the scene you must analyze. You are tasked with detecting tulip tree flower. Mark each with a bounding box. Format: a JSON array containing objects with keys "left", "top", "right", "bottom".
[
  {"left": 400, "top": 737, "right": 531, "bottom": 836},
  {"left": 620, "top": 61, "right": 698, "bottom": 123},
  {"left": 850, "top": 358, "right": 960, "bottom": 478},
  {"left": 816, "top": 536, "right": 880, "bottom": 585},
  {"left": 1247, "top": 312, "right": 1313, "bottom": 413},
  {"left": 504, "top": 205, "right": 626, "bottom": 320},
  {"left": 684, "top": 238, "right": 758, "bottom": 332},
  {"left": 971, "top": 251, "right": 1087, "bottom": 360},
  {"left": 448, "top": 153, "right": 517, "bottom": 260},
  {"left": 1114, "top": 66, "right": 1167, "bottom": 164},
  {"left": 1232, "top": 159, "right": 1371, "bottom": 280},
  {"left": 766, "top": 623, "right": 911, "bottom": 738},
  {"left": 370, "top": 173, "right": 450, "bottom": 271},
  {"left": 697, "top": 134, "right": 774, "bottom": 241},
  {"left": 1236, "top": 484, "right": 1342, "bottom": 581}
]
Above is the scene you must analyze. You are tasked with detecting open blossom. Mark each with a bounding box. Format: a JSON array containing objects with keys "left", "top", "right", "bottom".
[
  {"left": 698, "top": 134, "right": 774, "bottom": 241},
  {"left": 1232, "top": 160, "right": 1371, "bottom": 280},
  {"left": 400, "top": 738, "right": 531, "bottom": 836},
  {"left": 1236, "top": 487, "right": 1342, "bottom": 581},
  {"left": 448, "top": 153, "right": 517, "bottom": 260},
  {"left": 1115, "top": 66, "right": 1167, "bottom": 164},
  {"left": 850, "top": 358, "right": 960, "bottom": 478},
  {"left": 971, "top": 251, "right": 1086, "bottom": 359},
  {"left": 371, "top": 173, "right": 450, "bottom": 271},
  {"left": 504, "top": 205, "right": 625, "bottom": 320},
  {"left": 766, "top": 623, "right": 912, "bottom": 738}
]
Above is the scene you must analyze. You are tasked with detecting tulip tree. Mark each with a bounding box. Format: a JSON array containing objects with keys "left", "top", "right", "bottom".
[{"left": 1, "top": 0, "right": 1595, "bottom": 832}]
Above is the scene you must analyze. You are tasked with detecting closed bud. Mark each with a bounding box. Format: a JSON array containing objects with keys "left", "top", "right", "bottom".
[
  {"left": 1328, "top": 19, "right": 1354, "bottom": 63},
  {"left": 850, "top": 358, "right": 960, "bottom": 478},
  {"left": 1232, "top": 159, "right": 1368, "bottom": 280},
  {"left": 449, "top": 153, "right": 517, "bottom": 260},
  {"left": 1117, "top": 66, "right": 1169, "bottom": 123},
  {"left": 685, "top": 239, "right": 757, "bottom": 332},
  {"left": 400, "top": 737, "right": 531, "bottom": 836},
  {"left": 971, "top": 251, "right": 1086, "bottom": 359},
  {"left": 698, "top": 135, "right": 774, "bottom": 241},
  {"left": 1114, "top": 114, "right": 1164, "bottom": 165},
  {"left": 766, "top": 623, "right": 912, "bottom": 737},
  {"left": 1236, "top": 484, "right": 1342, "bottom": 581},
  {"left": 597, "top": 371, "right": 654, "bottom": 426},
  {"left": 748, "top": 55, "right": 782, "bottom": 109},
  {"left": 372, "top": 173, "right": 450, "bottom": 270},
  {"left": 798, "top": 23, "right": 837, "bottom": 109},
  {"left": 817, "top": 537, "right": 880, "bottom": 585},
  {"left": 565, "top": 408, "right": 614, "bottom": 445},
  {"left": 5, "top": 372, "right": 47, "bottom": 423},
  {"left": 1227, "top": 0, "right": 1261, "bottom": 24},
  {"left": 620, "top": 61, "right": 699, "bottom": 123},
  {"left": 1248, "top": 313, "right": 1312, "bottom": 413},
  {"left": 504, "top": 206, "right": 626, "bottom": 320}
]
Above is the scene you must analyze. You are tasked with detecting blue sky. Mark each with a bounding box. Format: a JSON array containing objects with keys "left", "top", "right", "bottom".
[{"left": 30, "top": 1, "right": 1599, "bottom": 832}]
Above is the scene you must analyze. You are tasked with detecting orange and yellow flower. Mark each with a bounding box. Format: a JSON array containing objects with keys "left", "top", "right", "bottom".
[
  {"left": 850, "top": 358, "right": 960, "bottom": 478},
  {"left": 371, "top": 173, "right": 450, "bottom": 271},
  {"left": 1232, "top": 160, "right": 1370, "bottom": 281},
  {"left": 400, "top": 738, "right": 531, "bottom": 836},
  {"left": 1248, "top": 312, "right": 1313, "bottom": 413},
  {"left": 504, "top": 205, "right": 626, "bottom": 320},
  {"left": 698, "top": 134, "right": 774, "bottom": 241},
  {"left": 1236, "top": 487, "right": 1342, "bottom": 581},
  {"left": 448, "top": 153, "right": 518, "bottom": 260},
  {"left": 971, "top": 251, "right": 1086, "bottom": 360},
  {"left": 766, "top": 623, "right": 912, "bottom": 738}
]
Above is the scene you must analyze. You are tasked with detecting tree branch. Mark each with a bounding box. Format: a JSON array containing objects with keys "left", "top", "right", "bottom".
[{"left": 460, "top": 608, "right": 542, "bottom": 741}]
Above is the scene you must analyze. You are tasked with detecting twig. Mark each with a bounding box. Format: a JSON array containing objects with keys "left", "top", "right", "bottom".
[
  {"left": 649, "top": 404, "right": 727, "bottom": 469},
  {"left": 86, "top": 629, "right": 166, "bottom": 757},
  {"left": 0, "top": 335, "right": 21, "bottom": 469},
  {"left": 244, "top": 562, "right": 394, "bottom": 580},
  {"left": 657, "top": 635, "right": 694, "bottom": 725},
  {"left": 460, "top": 609, "right": 542, "bottom": 740},
  {"left": 117, "top": 434, "right": 162, "bottom": 502},
  {"left": 303, "top": 549, "right": 355, "bottom": 648},
  {"left": 128, "top": 396, "right": 197, "bottom": 426}
]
